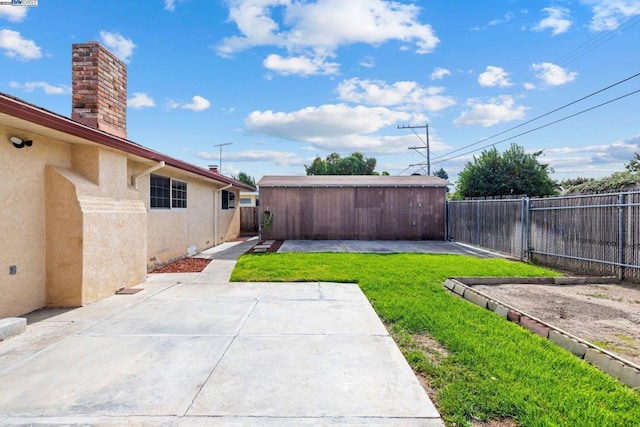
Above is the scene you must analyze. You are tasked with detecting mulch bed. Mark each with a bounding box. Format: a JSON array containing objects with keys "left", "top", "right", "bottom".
[
  {"left": 151, "top": 258, "right": 211, "bottom": 273},
  {"left": 152, "top": 238, "right": 283, "bottom": 272}
]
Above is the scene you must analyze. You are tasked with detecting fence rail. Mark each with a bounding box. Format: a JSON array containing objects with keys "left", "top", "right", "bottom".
[{"left": 447, "top": 191, "right": 640, "bottom": 283}]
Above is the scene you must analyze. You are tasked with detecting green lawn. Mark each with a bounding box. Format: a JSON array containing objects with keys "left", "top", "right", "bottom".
[{"left": 231, "top": 253, "right": 640, "bottom": 427}]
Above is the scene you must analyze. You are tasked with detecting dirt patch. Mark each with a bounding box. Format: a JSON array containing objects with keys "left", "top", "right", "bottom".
[
  {"left": 151, "top": 258, "right": 211, "bottom": 273},
  {"left": 388, "top": 325, "right": 517, "bottom": 427},
  {"left": 473, "top": 282, "right": 640, "bottom": 366}
]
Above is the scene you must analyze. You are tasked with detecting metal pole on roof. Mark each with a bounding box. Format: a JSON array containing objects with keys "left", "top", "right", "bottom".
[
  {"left": 213, "top": 142, "right": 232, "bottom": 174},
  {"left": 398, "top": 124, "right": 430, "bottom": 175}
]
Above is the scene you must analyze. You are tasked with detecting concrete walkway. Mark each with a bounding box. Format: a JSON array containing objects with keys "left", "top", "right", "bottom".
[{"left": 0, "top": 239, "right": 443, "bottom": 426}]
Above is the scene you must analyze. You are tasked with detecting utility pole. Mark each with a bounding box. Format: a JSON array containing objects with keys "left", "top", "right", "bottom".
[
  {"left": 398, "top": 124, "right": 430, "bottom": 175},
  {"left": 213, "top": 142, "right": 232, "bottom": 174}
]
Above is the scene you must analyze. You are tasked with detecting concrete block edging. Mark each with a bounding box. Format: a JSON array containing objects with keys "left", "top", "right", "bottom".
[{"left": 443, "top": 278, "right": 640, "bottom": 391}]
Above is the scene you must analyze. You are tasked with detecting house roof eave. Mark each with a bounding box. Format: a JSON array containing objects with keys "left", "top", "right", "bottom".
[{"left": 0, "top": 92, "right": 255, "bottom": 192}]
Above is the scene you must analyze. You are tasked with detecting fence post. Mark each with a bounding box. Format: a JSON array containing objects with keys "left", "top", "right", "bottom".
[
  {"left": 525, "top": 197, "right": 531, "bottom": 261},
  {"left": 445, "top": 199, "right": 449, "bottom": 241},
  {"left": 520, "top": 198, "right": 525, "bottom": 260},
  {"left": 618, "top": 193, "right": 625, "bottom": 280},
  {"left": 476, "top": 200, "right": 480, "bottom": 246}
]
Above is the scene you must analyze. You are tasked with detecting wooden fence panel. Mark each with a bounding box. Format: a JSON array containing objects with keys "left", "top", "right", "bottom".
[{"left": 240, "top": 207, "right": 258, "bottom": 233}]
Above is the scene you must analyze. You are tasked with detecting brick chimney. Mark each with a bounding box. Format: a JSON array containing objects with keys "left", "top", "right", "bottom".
[
  {"left": 72, "top": 42, "right": 127, "bottom": 139},
  {"left": 208, "top": 165, "right": 219, "bottom": 174}
]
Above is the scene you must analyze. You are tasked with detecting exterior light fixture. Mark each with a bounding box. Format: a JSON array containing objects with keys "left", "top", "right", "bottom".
[{"left": 10, "top": 136, "right": 33, "bottom": 149}]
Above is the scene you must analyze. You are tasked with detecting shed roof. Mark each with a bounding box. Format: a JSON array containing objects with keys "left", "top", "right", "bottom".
[
  {"left": 258, "top": 175, "right": 450, "bottom": 188},
  {"left": 0, "top": 92, "right": 255, "bottom": 192}
]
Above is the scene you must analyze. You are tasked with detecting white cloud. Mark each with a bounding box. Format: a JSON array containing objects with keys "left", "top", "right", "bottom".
[
  {"left": 471, "top": 12, "right": 514, "bottom": 30},
  {"left": 201, "top": 149, "right": 307, "bottom": 167},
  {"left": 531, "top": 62, "right": 577, "bottom": 86},
  {"left": 245, "top": 104, "right": 411, "bottom": 140},
  {"left": 304, "top": 134, "right": 448, "bottom": 154},
  {"left": 582, "top": 0, "right": 640, "bottom": 31},
  {"left": 9, "top": 81, "right": 71, "bottom": 95},
  {"left": 336, "top": 78, "right": 456, "bottom": 112},
  {"left": 359, "top": 56, "right": 375, "bottom": 68},
  {"left": 524, "top": 82, "right": 536, "bottom": 90},
  {"left": 0, "top": 29, "right": 41, "bottom": 60},
  {"left": 263, "top": 53, "right": 339, "bottom": 76},
  {"left": 166, "top": 95, "right": 211, "bottom": 112},
  {"left": 533, "top": 7, "right": 572, "bottom": 35},
  {"left": 217, "top": 0, "right": 439, "bottom": 58},
  {"left": 489, "top": 12, "right": 514, "bottom": 26},
  {"left": 164, "top": 0, "right": 181, "bottom": 11},
  {"left": 0, "top": 5, "right": 27, "bottom": 22},
  {"left": 99, "top": 31, "right": 136, "bottom": 63},
  {"left": 183, "top": 95, "right": 211, "bottom": 111},
  {"left": 127, "top": 92, "right": 156, "bottom": 109},
  {"left": 478, "top": 65, "right": 512, "bottom": 88},
  {"left": 454, "top": 95, "right": 527, "bottom": 127},
  {"left": 545, "top": 137, "right": 640, "bottom": 165},
  {"left": 243, "top": 103, "right": 443, "bottom": 154},
  {"left": 430, "top": 67, "right": 451, "bottom": 80}
]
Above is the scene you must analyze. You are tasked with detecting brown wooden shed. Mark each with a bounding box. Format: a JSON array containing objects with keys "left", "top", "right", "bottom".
[{"left": 257, "top": 175, "right": 449, "bottom": 240}]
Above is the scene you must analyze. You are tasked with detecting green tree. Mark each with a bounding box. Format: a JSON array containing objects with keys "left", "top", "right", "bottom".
[
  {"left": 625, "top": 152, "right": 640, "bottom": 173},
  {"left": 557, "top": 153, "right": 640, "bottom": 194},
  {"left": 455, "top": 144, "right": 556, "bottom": 199},
  {"left": 433, "top": 167, "right": 449, "bottom": 180},
  {"left": 433, "top": 167, "right": 450, "bottom": 193},
  {"left": 305, "top": 152, "right": 379, "bottom": 175},
  {"left": 232, "top": 171, "right": 256, "bottom": 188}
]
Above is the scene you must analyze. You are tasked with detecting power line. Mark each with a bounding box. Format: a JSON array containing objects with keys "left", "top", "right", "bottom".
[
  {"left": 430, "top": 71, "right": 640, "bottom": 162},
  {"left": 500, "top": 8, "right": 640, "bottom": 101},
  {"left": 553, "top": 8, "right": 640, "bottom": 68},
  {"left": 429, "top": 88, "right": 640, "bottom": 166},
  {"left": 401, "top": 11, "right": 640, "bottom": 176},
  {"left": 398, "top": 124, "right": 431, "bottom": 174}
]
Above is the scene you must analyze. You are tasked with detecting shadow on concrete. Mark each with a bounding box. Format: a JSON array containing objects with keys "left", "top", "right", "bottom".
[{"left": 195, "top": 239, "right": 258, "bottom": 261}]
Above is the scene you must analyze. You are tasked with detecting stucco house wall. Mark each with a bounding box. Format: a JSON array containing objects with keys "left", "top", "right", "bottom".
[
  {"left": 0, "top": 42, "right": 253, "bottom": 318},
  {"left": 142, "top": 172, "right": 240, "bottom": 270},
  {"left": 0, "top": 126, "right": 148, "bottom": 315},
  {"left": 1, "top": 126, "right": 71, "bottom": 316}
]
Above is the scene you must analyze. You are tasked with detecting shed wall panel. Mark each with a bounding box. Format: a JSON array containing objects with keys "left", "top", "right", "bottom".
[{"left": 260, "top": 186, "right": 445, "bottom": 240}]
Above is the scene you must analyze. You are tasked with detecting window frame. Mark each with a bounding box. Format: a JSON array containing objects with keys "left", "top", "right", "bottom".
[
  {"left": 222, "top": 189, "right": 236, "bottom": 210},
  {"left": 150, "top": 174, "right": 187, "bottom": 210},
  {"left": 171, "top": 179, "right": 188, "bottom": 209}
]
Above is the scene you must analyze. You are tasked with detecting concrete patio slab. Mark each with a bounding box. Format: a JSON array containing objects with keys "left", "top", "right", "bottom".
[
  {"left": 241, "top": 299, "right": 388, "bottom": 335},
  {"left": 85, "top": 299, "right": 256, "bottom": 336},
  {"left": 258, "top": 281, "right": 367, "bottom": 302},
  {"left": 0, "top": 334, "right": 231, "bottom": 417},
  {"left": 151, "top": 281, "right": 265, "bottom": 301},
  {"left": 0, "top": 237, "right": 443, "bottom": 425},
  {"left": 278, "top": 239, "right": 497, "bottom": 258},
  {"left": 189, "top": 335, "right": 438, "bottom": 419}
]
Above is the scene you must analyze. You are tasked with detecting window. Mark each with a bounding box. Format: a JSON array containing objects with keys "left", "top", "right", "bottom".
[
  {"left": 171, "top": 180, "right": 187, "bottom": 208},
  {"left": 239, "top": 197, "right": 252, "bottom": 206},
  {"left": 150, "top": 175, "right": 170, "bottom": 208},
  {"left": 222, "top": 190, "right": 235, "bottom": 210},
  {"left": 150, "top": 174, "right": 187, "bottom": 209}
]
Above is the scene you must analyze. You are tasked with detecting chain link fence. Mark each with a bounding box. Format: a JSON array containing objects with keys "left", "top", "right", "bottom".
[{"left": 448, "top": 191, "right": 640, "bottom": 282}]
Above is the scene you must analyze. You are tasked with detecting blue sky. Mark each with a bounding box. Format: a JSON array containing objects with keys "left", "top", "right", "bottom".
[{"left": 1, "top": 1, "right": 639, "bottom": 186}]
